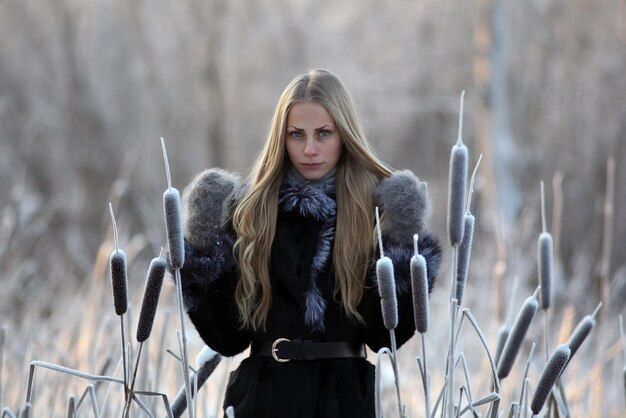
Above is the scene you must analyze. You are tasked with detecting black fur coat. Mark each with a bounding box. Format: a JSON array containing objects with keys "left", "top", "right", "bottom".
[{"left": 178, "top": 168, "right": 441, "bottom": 418}]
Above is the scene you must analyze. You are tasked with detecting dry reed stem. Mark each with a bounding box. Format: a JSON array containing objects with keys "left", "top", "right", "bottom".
[
  {"left": 0, "top": 327, "right": 5, "bottom": 409},
  {"left": 619, "top": 315, "right": 626, "bottom": 407},
  {"left": 550, "top": 172, "right": 563, "bottom": 260},
  {"left": 599, "top": 158, "right": 615, "bottom": 322}
]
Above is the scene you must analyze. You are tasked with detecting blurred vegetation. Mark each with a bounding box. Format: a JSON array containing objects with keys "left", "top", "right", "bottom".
[{"left": 0, "top": 0, "right": 624, "bottom": 340}]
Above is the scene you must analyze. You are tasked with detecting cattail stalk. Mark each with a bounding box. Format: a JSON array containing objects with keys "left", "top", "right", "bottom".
[
  {"left": 445, "top": 91, "right": 469, "bottom": 418},
  {"left": 411, "top": 234, "right": 430, "bottom": 417},
  {"left": 108, "top": 204, "right": 129, "bottom": 400},
  {"left": 447, "top": 91, "right": 469, "bottom": 248},
  {"left": 497, "top": 292, "right": 539, "bottom": 379},
  {"left": 411, "top": 234, "right": 429, "bottom": 334},
  {"left": 123, "top": 252, "right": 167, "bottom": 418},
  {"left": 161, "top": 137, "right": 193, "bottom": 418},
  {"left": 619, "top": 315, "right": 626, "bottom": 406},
  {"left": 599, "top": 158, "right": 615, "bottom": 323},
  {"left": 518, "top": 342, "right": 536, "bottom": 410},
  {"left": 456, "top": 155, "right": 481, "bottom": 306},
  {"left": 374, "top": 207, "right": 404, "bottom": 417},
  {"left": 538, "top": 181, "right": 553, "bottom": 364},
  {"left": 531, "top": 344, "right": 571, "bottom": 416}
]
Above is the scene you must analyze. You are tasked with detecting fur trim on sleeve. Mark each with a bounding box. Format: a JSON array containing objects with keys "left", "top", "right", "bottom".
[
  {"left": 373, "top": 170, "right": 430, "bottom": 245},
  {"left": 178, "top": 238, "right": 237, "bottom": 311},
  {"left": 182, "top": 168, "right": 242, "bottom": 253}
]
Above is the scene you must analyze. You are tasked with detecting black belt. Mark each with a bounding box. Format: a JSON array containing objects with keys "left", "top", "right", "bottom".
[{"left": 250, "top": 339, "right": 366, "bottom": 362}]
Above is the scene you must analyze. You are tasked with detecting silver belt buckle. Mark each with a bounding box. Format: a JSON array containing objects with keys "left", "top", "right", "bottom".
[{"left": 271, "top": 338, "right": 291, "bottom": 362}]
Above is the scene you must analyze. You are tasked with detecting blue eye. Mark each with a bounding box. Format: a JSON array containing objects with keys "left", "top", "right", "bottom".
[
  {"left": 289, "top": 131, "right": 304, "bottom": 138},
  {"left": 319, "top": 130, "right": 331, "bottom": 137}
]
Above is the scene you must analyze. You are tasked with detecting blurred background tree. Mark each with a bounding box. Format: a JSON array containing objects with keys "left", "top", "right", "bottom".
[{"left": 0, "top": 0, "right": 624, "bottom": 326}]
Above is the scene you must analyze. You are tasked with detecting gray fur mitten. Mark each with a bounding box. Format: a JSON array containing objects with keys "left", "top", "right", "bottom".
[
  {"left": 372, "top": 170, "right": 430, "bottom": 245},
  {"left": 182, "top": 168, "right": 242, "bottom": 253}
]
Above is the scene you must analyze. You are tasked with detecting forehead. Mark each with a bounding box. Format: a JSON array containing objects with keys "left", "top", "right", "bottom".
[{"left": 287, "top": 101, "right": 334, "bottom": 126}]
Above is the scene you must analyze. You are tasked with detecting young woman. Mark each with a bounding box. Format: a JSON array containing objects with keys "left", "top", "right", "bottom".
[{"left": 179, "top": 69, "right": 441, "bottom": 418}]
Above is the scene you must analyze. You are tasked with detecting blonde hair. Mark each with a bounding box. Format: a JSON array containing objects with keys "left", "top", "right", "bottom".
[{"left": 232, "top": 69, "right": 392, "bottom": 330}]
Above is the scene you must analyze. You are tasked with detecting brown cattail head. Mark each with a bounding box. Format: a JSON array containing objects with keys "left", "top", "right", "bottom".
[
  {"left": 538, "top": 232, "right": 553, "bottom": 310},
  {"left": 164, "top": 188, "right": 185, "bottom": 270},
  {"left": 110, "top": 249, "right": 128, "bottom": 316},
  {"left": 411, "top": 235, "right": 429, "bottom": 334},
  {"left": 456, "top": 213, "right": 475, "bottom": 305},
  {"left": 447, "top": 143, "right": 468, "bottom": 246},
  {"left": 530, "top": 344, "right": 571, "bottom": 415},
  {"left": 376, "top": 256, "right": 398, "bottom": 330},
  {"left": 497, "top": 295, "right": 539, "bottom": 379},
  {"left": 136, "top": 256, "right": 167, "bottom": 342},
  {"left": 494, "top": 323, "right": 511, "bottom": 367}
]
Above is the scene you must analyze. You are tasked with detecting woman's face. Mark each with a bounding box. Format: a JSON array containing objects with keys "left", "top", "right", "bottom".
[{"left": 285, "top": 101, "right": 342, "bottom": 181}]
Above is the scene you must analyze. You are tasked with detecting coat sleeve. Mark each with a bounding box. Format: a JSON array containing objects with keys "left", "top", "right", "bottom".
[
  {"left": 174, "top": 167, "right": 252, "bottom": 356},
  {"left": 360, "top": 170, "right": 442, "bottom": 352},
  {"left": 177, "top": 236, "right": 252, "bottom": 357}
]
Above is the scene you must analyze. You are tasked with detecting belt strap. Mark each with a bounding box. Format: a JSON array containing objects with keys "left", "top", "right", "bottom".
[{"left": 250, "top": 339, "right": 366, "bottom": 362}]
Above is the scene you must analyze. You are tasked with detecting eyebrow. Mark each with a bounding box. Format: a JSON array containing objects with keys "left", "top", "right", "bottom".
[{"left": 286, "top": 124, "right": 335, "bottom": 130}]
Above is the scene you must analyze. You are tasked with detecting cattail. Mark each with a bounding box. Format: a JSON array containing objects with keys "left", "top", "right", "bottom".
[
  {"left": 456, "top": 213, "right": 475, "bottom": 305},
  {"left": 110, "top": 249, "right": 128, "bottom": 316},
  {"left": 530, "top": 344, "right": 570, "bottom": 415},
  {"left": 108, "top": 204, "right": 128, "bottom": 316},
  {"left": 376, "top": 257, "right": 398, "bottom": 330},
  {"left": 66, "top": 395, "right": 77, "bottom": 416},
  {"left": 447, "top": 91, "right": 468, "bottom": 246},
  {"left": 566, "top": 303, "right": 600, "bottom": 362},
  {"left": 538, "top": 181, "right": 552, "bottom": 310},
  {"left": 497, "top": 295, "right": 539, "bottom": 379},
  {"left": 171, "top": 346, "right": 221, "bottom": 418},
  {"left": 494, "top": 323, "right": 511, "bottom": 367},
  {"left": 411, "top": 234, "right": 429, "bottom": 334},
  {"left": 136, "top": 255, "right": 167, "bottom": 342},
  {"left": 161, "top": 137, "right": 185, "bottom": 270},
  {"left": 164, "top": 188, "right": 185, "bottom": 270},
  {"left": 538, "top": 232, "right": 553, "bottom": 310}
]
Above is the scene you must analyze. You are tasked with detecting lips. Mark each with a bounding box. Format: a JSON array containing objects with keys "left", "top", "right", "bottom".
[{"left": 301, "top": 163, "right": 323, "bottom": 169}]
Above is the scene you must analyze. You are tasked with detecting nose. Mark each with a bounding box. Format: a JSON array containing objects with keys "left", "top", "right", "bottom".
[{"left": 303, "top": 138, "right": 318, "bottom": 156}]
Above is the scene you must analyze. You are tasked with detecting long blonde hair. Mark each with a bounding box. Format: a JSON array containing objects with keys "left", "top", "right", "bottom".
[{"left": 232, "top": 69, "right": 392, "bottom": 330}]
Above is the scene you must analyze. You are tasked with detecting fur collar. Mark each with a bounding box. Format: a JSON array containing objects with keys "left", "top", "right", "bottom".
[
  {"left": 279, "top": 170, "right": 336, "bottom": 221},
  {"left": 279, "top": 172, "right": 337, "bottom": 332}
]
